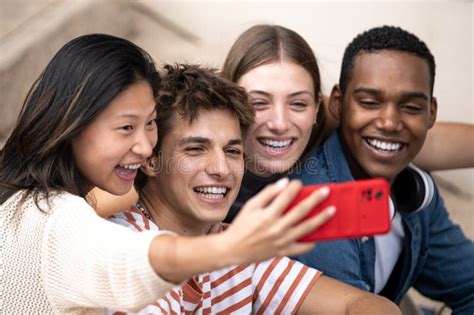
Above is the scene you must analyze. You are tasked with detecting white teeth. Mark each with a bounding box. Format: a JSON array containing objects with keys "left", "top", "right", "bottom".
[
  {"left": 198, "top": 193, "right": 224, "bottom": 200},
  {"left": 194, "top": 186, "right": 228, "bottom": 200},
  {"left": 367, "top": 139, "right": 402, "bottom": 152},
  {"left": 260, "top": 139, "right": 292, "bottom": 148},
  {"left": 194, "top": 186, "right": 228, "bottom": 194},
  {"left": 120, "top": 163, "right": 141, "bottom": 170}
]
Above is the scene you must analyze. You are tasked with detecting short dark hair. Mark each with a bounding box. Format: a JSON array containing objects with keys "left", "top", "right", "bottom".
[
  {"left": 339, "top": 25, "right": 436, "bottom": 95},
  {"left": 156, "top": 63, "right": 254, "bottom": 149},
  {"left": 135, "top": 63, "right": 254, "bottom": 190},
  {"left": 0, "top": 34, "right": 159, "bottom": 205}
]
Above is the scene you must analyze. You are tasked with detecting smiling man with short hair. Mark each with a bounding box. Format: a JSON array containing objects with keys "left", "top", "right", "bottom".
[{"left": 292, "top": 26, "right": 474, "bottom": 312}]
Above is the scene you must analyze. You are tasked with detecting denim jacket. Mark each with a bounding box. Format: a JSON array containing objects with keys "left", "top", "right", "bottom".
[{"left": 290, "top": 131, "right": 474, "bottom": 314}]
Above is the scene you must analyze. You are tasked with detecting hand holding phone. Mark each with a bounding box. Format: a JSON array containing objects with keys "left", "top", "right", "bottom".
[{"left": 285, "top": 178, "right": 391, "bottom": 242}]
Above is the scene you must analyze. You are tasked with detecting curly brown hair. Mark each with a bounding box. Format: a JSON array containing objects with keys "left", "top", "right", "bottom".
[
  {"left": 156, "top": 63, "right": 254, "bottom": 150},
  {"left": 135, "top": 63, "right": 254, "bottom": 190}
]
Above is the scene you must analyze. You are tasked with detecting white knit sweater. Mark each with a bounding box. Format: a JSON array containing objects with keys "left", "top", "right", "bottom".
[{"left": 0, "top": 191, "right": 175, "bottom": 314}]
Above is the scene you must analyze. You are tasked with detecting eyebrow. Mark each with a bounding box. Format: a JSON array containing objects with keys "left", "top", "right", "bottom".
[
  {"left": 247, "top": 90, "right": 271, "bottom": 97},
  {"left": 353, "top": 87, "right": 382, "bottom": 96},
  {"left": 289, "top": 91, "right": 314, "bottom": 98},
  {"left": 178, "top": 136, "right": 243, "bottom": 146},
  {"left": 114, "top": 108, "right": 157, "bottom": 119},
  {"left": 178, "top": 136, "right": 211, "bottom": 146},
  {"left": 400, "top": 91, "right": 429, "bottom": 101},
  {"left": 247, "top": 90, "right": 314, "bottom": 98},
  {"left": 353, "top": 87, "right": 429, "bottom": 100},
  {"left": 227, "top": 139, "right": 243, "bottom": 146}
]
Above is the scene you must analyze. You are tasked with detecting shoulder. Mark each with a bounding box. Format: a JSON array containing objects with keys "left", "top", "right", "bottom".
[
  {"left": 294, "top": 239, "right": 361, "bottom": 270},
  {"left": 289, "top": 132, "right": 345, "bottom": 184},
  {"left": 256, "top": 256, "right": 320, "bottom": 278},
  {"left": 108, "top": 207, "right": 159, "bottom": 233},
  {"left": 290, "top": 145, "right": 330, "bottom": 184},
  {"left": 51, "top": 192, "right": 90, "bottom": 209},
  {"left": 1, "top": 190, "right": 91, "bottom": 215}
]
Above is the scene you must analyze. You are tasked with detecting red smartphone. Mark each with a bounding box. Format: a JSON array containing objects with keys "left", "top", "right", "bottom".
[{"left": 285, "top": 178, "right": 391, "bottom": 242}]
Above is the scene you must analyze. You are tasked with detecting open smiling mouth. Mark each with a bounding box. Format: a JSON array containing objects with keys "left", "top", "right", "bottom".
[
  {"left": 193, "top": 186, "right": 230, "bottom": 200},
  {"left": 258, "top": 138, "right": 294, "bottom": 150},
  {"left": 116, "top": 163, "right": 141, "bottom": 170},
  {"left": 115, "top": 163, "right": 141, "bottom": 180},
  {"left": 365, "top": 138, "right": 405, "bottom": 153}
]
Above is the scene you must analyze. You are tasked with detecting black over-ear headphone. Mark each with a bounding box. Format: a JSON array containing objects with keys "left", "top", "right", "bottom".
[{"left": 391, "top": 164, "right": 435, "bottom": 213}]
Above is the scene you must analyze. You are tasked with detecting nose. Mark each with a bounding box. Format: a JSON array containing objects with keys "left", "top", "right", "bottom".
[
  {"left": 266, "top": 103, "right": 290, "bottom": 134},
  {"left": 132, "top": 129, "right": 155, "bottom": 158},
  {"left": 375, "top": 105, "right": 403, "bottom": 133},
  {"left": 206, "top": 150, "right": 231, "bottom": 178}
]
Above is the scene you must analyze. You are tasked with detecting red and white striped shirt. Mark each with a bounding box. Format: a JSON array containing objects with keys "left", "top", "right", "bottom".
[{"left": 108, "top": 207, "right": 321, "bottom": 315}]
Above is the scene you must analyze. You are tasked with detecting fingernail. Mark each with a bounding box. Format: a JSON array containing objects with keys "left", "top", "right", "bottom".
[
  {"left": 275, "top": 177, "right": 289, "bottom": 189},
  {"left": 318, "top": 186, "right": 330, "bottom": 197},
  {"left": 326, "top": 206, "right": 336, "bottom": 216}
]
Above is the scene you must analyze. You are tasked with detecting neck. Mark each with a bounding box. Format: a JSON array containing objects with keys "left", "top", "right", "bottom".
[{"left": 139, "top": 185, "right": 212, "bottom": 236}]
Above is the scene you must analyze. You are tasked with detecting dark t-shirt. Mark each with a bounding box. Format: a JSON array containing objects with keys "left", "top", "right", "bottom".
[{"left": 224, "top": 171, "right": 279, "bottom": 223}]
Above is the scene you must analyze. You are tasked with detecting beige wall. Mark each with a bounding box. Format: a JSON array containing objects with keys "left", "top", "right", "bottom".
[
  {"left": 1, "top": 0, "right": 472, "bottom": 189},
  {"left": 140, "top": 1, "right": 473, "bottom": 123},
  {"left": 136, "top": 0, "right": 473, "bottom": 188}
]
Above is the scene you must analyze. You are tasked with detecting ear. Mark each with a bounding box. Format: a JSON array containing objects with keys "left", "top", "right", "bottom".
[
  {"left": 141, "top": 152, "right": 161, "bottom": 177},
  {"left": 328, "top": 85, "right": 343, "bottom": 122},
  {"left": 428, "top": 97, "right": 438, "bottom": 129}
]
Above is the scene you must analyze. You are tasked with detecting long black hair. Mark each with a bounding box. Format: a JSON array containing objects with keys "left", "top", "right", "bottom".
[{"left": 0, "top": 34, "right": 159, "bottom": 205}]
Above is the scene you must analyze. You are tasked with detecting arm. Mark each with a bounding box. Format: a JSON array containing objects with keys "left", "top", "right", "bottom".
[
  {"left": 412, "top": 186, "right": 474, "bottom": 314},
  {"left": 149, "top": 179, "right": 336, "bottom": 283},
  {"left": 249, "top": 255, "right": 398, "bottom": 314},
  {"left": 92, "top": 187, "right": 138, "bottom": 218},
  {"left": 45, "top": 180, "right": 333, "bottom": 311},
  {"left": 44, "top": 195, "right": 176, "bottom": 312},
  {"left": 295, "top": 238, "right": 369, "bottom": 291},
  {"left": 298, "top": 275, "right": 400, "bottom": 315},
  {"left": 414, "top": 122, "right": 474, "bottom": 170}
]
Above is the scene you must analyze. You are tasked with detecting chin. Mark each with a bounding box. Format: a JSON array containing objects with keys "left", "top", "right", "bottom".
[
  {"left": 268, "top": 161, "right": 295, "bottom": 174},
  {"left": 201, "top": 214, "right": 227, "bottom": 226},
  {"left": 107, "top": 185, "right": 133, "bottom": 196},
  {"left": 365, "top": 168, "right": 399, "bottom": 182}
]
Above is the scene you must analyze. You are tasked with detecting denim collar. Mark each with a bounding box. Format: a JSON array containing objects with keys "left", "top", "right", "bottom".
[{"left": 322, "top": 130, "right": 355, "bottom": 183}]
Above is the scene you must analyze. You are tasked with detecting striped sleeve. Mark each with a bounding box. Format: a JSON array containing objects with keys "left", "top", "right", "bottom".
[
  {"left": 252, "top": 256, "right": 321, "bottom": 314},
  {"left": 108, "top": 210, "right": 159, "bottom": 233}
]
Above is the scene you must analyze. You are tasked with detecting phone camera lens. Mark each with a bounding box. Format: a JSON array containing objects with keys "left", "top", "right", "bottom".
[{"left": 376, "top": 191, "right": 383, "bottom": 200}]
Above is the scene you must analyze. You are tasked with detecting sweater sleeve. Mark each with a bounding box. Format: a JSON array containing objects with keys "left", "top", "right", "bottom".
[{"left": 41, "top": 193, "right": 176, "bottom": 313}]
